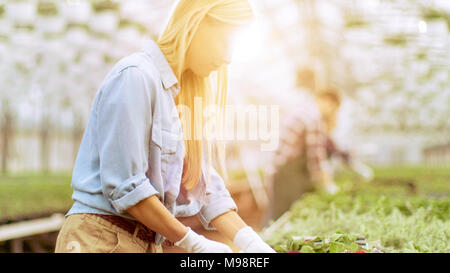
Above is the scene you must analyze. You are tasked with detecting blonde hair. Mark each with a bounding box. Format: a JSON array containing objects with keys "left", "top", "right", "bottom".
[{"left": 157, "top": 0, "right": 254, "bottom": 190}]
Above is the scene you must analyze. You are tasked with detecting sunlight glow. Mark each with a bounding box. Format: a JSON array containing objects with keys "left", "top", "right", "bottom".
[
  {"left": 232, "top": 19, "right": 267, "bottom": 63},
  {"left": 418, "top": 20, "right": 427, "bottom": 34}
]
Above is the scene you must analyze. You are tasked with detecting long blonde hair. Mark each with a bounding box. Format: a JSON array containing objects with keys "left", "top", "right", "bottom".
[{"left": 157, "top": 0, "right": 254, "bottom": 190}]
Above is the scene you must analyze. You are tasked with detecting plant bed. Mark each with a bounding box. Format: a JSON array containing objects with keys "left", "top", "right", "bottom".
[
  {"left": 0, "top": 173, "right": 73, "bottom": 224},
  {"left": 262, "top": 166, "right": 450, "bottom": 253},
  {"left": 278, "top": 233, "right": 381, "bottom": 253}
]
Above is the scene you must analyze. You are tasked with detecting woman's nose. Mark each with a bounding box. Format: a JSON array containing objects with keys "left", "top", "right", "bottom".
[
  {"left": 221, "top": 50, "right": 232, "bottom": 65},
  {"left": 223, "top": 54, "right": 232, "bottom": 65}
]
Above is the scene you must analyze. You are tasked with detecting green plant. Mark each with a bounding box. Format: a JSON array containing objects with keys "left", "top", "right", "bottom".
[
  {"left": 264, "top": 167, "right": 450, "bottom": 253},
  {"left": 0, "top": 4, "right": 5, "bottom": 18},
  {"left": 37, "top": 1, "right": 59, "bottom": 17},
  {"left": 0, "top": 173, "right": 73, "bottom": 223},
  {"left": 344, "top": 14, "right": 370, "bottom": 29},
  {"left": 118, "top": 19, "right": 149, "bottom": 35},
  {"left": 383, "top": 34, "right": 409, "bottom": 47},
  {"left": 422, "top": 8, "right": 450, "bottom": 29},
  {"left": 92, "top": 0, "right": 120, "bottom": 13}
]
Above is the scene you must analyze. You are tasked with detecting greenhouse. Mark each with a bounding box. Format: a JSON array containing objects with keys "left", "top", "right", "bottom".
[{"left": 0, "top": 0, "right": 448, "bottom": 254}]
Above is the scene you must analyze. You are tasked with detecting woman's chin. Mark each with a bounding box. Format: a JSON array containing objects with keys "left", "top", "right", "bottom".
[{"left": 192, "top": 68, "right": 214, "bottom": 78}]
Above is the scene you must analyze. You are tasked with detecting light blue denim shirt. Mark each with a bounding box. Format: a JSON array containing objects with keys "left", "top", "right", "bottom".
[{"left": 66, "top": 40, "right": 237, "bottom": 245}]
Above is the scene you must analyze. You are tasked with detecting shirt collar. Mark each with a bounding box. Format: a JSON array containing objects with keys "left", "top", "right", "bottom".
[{"left": 141, "top": 40, "right": 180, "bottom": 97}]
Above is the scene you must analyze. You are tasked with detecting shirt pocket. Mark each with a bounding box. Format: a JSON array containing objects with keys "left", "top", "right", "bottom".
[
  {"left": 161, "top": 129, "right": 179, "bottom": 154},
  {"left": 160, "top": 129, "right": 182, "bottom": 175}
]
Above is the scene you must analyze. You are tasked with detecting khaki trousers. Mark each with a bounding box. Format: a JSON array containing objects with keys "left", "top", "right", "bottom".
[{"left": 54, "top": 213, "right": 163, "bottom": 253}]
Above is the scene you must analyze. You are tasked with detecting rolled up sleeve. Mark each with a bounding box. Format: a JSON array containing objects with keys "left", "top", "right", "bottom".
[
  {"left": 96, "top": 66, "right": 159, "bottom": 214},
  {"left": 198, "top": 162, "right": 238, "bottom": 230}
]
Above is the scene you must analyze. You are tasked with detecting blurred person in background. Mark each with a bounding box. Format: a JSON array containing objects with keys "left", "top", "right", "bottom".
[
  {"left": 55, "top": 0, "right": 275, "bottom": 253},
  {"left": 268, "top": 68, "right": 339, "bottom": 221},
  {"left": 317, "top": 89, "right": 374, "bottom": 182},
  {"left": 316, "top": 88, "right": 349, "bottom": 167}
]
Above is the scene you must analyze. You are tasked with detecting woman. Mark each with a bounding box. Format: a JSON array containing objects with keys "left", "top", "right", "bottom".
[{"left": 55, "top": 0, "right": 275, "bottom": 253}]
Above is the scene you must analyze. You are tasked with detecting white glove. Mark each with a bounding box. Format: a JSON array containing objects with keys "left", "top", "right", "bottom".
[
  {"left": 324, "top": 183, "right": 340, "bottom": 194},
  {"left": 233, "top": 226, "right": 276, "bottom": 253},
  {"left": 174, "top": 227, "right": 233, "bottom": 253},
  {"left": 352, "top": 161, "right": 374, "bottom": 181}
]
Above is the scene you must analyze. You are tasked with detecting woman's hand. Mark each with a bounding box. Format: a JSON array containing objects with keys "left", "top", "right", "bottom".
[
  {"left": 210, "top": 210, "right": 275, "bottom": 253},
  {"left": 233, "top": 226, "right": 276, "bottom": 253},
  {"left": 174, "top": 227, "right": 233, "bottom": 253}
]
